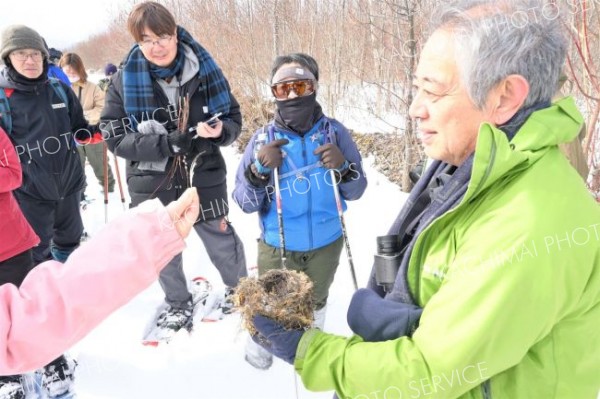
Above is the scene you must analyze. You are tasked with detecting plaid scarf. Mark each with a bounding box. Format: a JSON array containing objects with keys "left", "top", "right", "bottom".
[
  {"left": 149, "top": 45, "right": 185, "bottom": 80},
  {"left": 122, "top": 25, "right": 231, "bottom": 124}
]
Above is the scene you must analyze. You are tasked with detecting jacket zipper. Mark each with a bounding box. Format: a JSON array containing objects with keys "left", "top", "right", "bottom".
[
  {"left": 471, "top": 139, "right": 497, "bottom": 199},
  {"left": 481, "top": 380, "right": 492, "bottom": 399},
  {"left": 45, "top": 85, "right": 67, "bottom": 199},
  {"left": 301, "top": 136, "right": 314, "bottom": 248},
  {"left": 413, "top": 139, "right": 498, "bottom": 301}
]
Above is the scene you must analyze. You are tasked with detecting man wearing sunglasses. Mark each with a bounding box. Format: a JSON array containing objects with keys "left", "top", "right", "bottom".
[{"left": 233, "top": 53, "right": 367, "bottom": 370}]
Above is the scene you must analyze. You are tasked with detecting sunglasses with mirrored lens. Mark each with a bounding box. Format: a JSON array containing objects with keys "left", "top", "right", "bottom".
[{"left": 270, "top": 80, "right": 314, "bottom": 100}]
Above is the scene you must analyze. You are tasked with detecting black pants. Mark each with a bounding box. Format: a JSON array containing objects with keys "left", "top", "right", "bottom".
[
  {"left": 14, "top": 191, "right": 83, "bottom": 265},
  {"left": 1, "top": 250, "right": 39, "bottom": 379},
  {"left": 0, "top": 249, "right": 34, "bottom": 286}
]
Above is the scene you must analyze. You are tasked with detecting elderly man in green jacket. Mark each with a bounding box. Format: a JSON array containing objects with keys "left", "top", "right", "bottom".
[{"left": 250, "top": 1, "right": 600, "bottom": 398}]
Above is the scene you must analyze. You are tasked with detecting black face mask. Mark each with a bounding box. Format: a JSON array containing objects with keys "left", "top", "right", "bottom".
[{"left": 275, "top": 92, "right": 319, "bottom": 134}]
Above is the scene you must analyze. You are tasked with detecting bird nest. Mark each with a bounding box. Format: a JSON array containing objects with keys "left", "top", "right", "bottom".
[{"left": 233, "top": 269, "right": 314, "bottom": 335}]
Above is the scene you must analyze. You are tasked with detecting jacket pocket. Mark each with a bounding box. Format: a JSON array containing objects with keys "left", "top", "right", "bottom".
[{"left": 19, "top": 158, "right": 60, "bottom": 200}]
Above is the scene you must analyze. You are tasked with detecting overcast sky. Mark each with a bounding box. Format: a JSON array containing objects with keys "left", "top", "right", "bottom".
[{"left": 0, "top": 0, "right": 125, "bottom": 49}]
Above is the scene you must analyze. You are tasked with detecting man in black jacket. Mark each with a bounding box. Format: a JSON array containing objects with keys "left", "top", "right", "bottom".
[
  {"left": 0, "top": 24, "right": 86, "bottom": 399},
  {"left": 100, "top": 2, "right": 246, "bottom": 336}
]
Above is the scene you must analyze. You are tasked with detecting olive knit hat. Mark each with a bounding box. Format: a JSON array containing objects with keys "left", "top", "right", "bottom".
[{"left": 1, "top": 25, "right": 49, "bottom": 64}]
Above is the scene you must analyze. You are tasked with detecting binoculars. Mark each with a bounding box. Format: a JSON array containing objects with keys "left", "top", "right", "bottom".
[{"left": 374, "top": 235, "right": 403, "bottom": 292}]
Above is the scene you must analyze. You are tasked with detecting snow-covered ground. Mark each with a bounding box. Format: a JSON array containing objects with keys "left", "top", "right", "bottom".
[
  {"left": 321, "top": 83, "right": 408, "bottom": 134},
  {"left": 70, "top": 146, "right": 408, "bottom": 399}
]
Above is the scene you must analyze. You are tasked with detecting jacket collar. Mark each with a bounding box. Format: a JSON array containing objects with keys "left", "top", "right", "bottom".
[
  {"left": 465, "top": 96, "right": 584, "bottom": 201},
  {"left": 0, "top": 64, "right": 49, "bottom": 91}
]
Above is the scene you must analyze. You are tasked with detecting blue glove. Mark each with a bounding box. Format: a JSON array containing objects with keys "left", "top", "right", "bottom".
[
  {"left": 347, "top": 288, "right": 423, "bottom": 342},
  {"left": 251, "top": 315, "right": 304, "bottom": 365}
]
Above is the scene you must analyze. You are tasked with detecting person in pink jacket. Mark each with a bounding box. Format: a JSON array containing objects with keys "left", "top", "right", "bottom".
[{"left": 0, "top": 184, "right": 199, "bottom": 388}]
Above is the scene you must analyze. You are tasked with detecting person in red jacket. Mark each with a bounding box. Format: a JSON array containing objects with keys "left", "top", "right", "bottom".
[
  {"left": 0, "top": 125, "right": 39, "bottom": 398},
  {"left": 0, "top": 125, "right": 38, "bottom": 287}
]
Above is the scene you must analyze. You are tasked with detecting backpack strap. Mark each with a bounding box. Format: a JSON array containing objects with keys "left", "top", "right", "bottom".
[
  {"left": 48, "top": 78, "right": 77, "bottom": 148},
  {"left": 322, "top": 117, "right": 337, "bottom": 146},
  {"left": 266, "top": 123, "right": 276, "bottom": 142},
  {"left": 272, "top": 120, "right": 329, "bottom": 180},
  {"left": 48, "top": 78, "right": 69, "bottom": 113},
  {"left": 0, "top": 88, "right": 14, "bottom": 134},
  {"left": 0, "top": 80, "right": 69, "bottom": 136},
  {"left": 321, "top": 117, "right": 351, "bottom": 173}
]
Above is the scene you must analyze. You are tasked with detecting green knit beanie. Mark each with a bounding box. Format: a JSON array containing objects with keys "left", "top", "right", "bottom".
[{"left": 1, "top": 25, "right": 49, "bottom": 64}]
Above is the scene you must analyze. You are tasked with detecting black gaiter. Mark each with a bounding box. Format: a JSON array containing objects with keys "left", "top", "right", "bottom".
[{"left": 274, "top": 92, "right": 321, "bottom": 135}]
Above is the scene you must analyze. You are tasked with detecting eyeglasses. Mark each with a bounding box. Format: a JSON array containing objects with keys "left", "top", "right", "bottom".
[
  {"left": 271, "top": 79, "right": 315, "bottom": 100},
  {"left": 10, "top": 50, "right": 43, "bottom": 62},
  {"left": 139, "top": 35, "right": 173, "bottom": 50}
]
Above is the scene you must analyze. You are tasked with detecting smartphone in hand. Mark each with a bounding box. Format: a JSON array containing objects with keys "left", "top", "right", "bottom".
[
  {"left": 206, "top": 112, "right": 223, "bottom": 128},
  {"left": 188, "top": 112, "right": 223, "bottom": 139},
  {"left": 188, "top": 112, "right": 223, "bottom": 133}
]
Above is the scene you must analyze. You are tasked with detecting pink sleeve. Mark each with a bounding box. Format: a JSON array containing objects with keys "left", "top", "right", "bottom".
[{"left": 0, "top": 199, "right": 185, "bottom": 374}]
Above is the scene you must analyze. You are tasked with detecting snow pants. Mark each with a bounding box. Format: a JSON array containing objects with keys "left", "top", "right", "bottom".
[
  {"left": 0, "top": 249, "right": 34, "bottom": 287},
  {"left": 159, "top": 217, "right": 247, "bottom": 309},
  {"left": 14, "top": 191, "right": 83, "bottom": 265},
  {"left": 257, "top": 235, "right": 343, "bottom": 310},
  {"left": 77, "top": 143, "right": 115, "bottom": 194}
]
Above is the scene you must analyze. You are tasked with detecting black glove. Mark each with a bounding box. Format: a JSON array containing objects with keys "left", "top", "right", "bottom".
[
  {"left": 314, "top": 143, "right": 347, "bottom": 170},
  {"left": 73, "top": 125, "right": 103, "bottom": 145},
  {"left": 255, "top": 139, "right": 289, "bottom": 173},
  {"left": 167, "top": 130, "right": 193, "bottom": 155},
  {"left": 245, "top": 164, "right": 271, "bottom": 188}
]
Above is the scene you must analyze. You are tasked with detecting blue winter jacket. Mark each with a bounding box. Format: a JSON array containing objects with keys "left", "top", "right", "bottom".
[
  {"left": 47, "top": 65, "right": 71, "bottom": 87},
  {"left": 233, "top": 117, "right": 367, "bottom": 251}
]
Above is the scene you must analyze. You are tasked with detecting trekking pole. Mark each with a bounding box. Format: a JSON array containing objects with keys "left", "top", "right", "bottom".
[
  {"left": 323, "top": 120, "right": 358, "bottom": 290},
  {"left": 330, "top": 168, "right": 358, "bottom": 290},
  {"left": 112, "top": 153, "right": 126, "bottom": 211},
  {"left": 103, "top": 143, "right": 109, "bottom": 223},
  {"left": 273, "top": 166, "right": 287, "bottom": 269},
  {"left": 258, "top": 127, "right": 287, "bottom": 269}
]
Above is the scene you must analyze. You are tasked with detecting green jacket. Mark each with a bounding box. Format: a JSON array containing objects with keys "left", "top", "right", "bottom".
[{"left": 295, "top": 97, "right": 600, "bottom": 399}]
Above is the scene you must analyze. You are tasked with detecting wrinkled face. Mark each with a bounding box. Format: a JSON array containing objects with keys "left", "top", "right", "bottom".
[
  {"left": 9, "top": 48, "right": 44, "bottom": 79},
  {"left": 409, "top": 29, "right": 495, "bottom": 166},
  {"left": 139, "top": 27, "right": 178, "bottom": 67},
  {"left": 61, "top": 65, "right": 79, "bottom": 82}
]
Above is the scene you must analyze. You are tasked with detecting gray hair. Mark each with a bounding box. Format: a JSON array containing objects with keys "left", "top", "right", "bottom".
[{"left": 430, "top": 0, "right": 567, "bottom": 109}]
